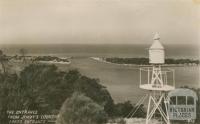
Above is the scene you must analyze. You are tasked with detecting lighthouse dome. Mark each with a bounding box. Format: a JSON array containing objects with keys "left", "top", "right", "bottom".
[
  {"left": 150, "top": 33, "right": 164, "bottom": 50},
  {"left": 150, "top": 40, "right": 164, "bottom": 50}
]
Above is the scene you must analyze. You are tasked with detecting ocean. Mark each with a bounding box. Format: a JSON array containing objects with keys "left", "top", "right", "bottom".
[
  {"left": 0, "top": 44, "right": 199, "bottom": 103},
  {"left": 0, "top": 44, "right": 199, "bottom": 58}
]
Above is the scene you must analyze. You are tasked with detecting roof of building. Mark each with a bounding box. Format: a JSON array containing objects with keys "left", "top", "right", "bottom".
[{"left": 168, "top": 88, "right": 198, "bottom": 99}]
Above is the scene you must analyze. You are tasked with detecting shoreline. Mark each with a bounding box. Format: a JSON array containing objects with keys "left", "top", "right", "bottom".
[
  {"left": 38, "top": 60, "right": 71, "bottom": 65},
  {"left": 90, "top": 57, "right": 199, "bottom": 67},
  {"left": 10, "top": 55, "right": 71, "bottom": 65}
]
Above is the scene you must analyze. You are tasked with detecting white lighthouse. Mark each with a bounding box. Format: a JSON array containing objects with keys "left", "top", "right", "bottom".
[
  {"left": 149, "top": 33, "right": 165, "bottom": 64},
  {"left": 139, "top": 33, "right": 175, "bottom": 124}
]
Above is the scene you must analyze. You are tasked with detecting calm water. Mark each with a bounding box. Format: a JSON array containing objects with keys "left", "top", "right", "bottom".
[
  {"left": 66, "top": 58, "right": 200, "bottom": 103},
  {"left": 0, "top": 44, "right": 199, "bottom": 103}
]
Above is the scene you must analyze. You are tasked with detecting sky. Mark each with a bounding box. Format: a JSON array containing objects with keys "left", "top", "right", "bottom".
[{"left": 0, "top": 0, "right": 199, "bottom": 44}]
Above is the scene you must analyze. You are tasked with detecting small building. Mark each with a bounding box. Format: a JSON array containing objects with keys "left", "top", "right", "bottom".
[{"left": 168, "top": 88, "right": 198, "bottom": 121}]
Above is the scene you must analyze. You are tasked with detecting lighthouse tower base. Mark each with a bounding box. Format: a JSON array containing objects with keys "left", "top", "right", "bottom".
[{"left": 146, "top": 92, "right": 170, "bottom": 124}]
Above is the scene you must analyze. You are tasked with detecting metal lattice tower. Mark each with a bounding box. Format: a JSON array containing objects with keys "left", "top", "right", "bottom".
[{"left": 139, "top": 33, "right": 175, "bottom": 124}]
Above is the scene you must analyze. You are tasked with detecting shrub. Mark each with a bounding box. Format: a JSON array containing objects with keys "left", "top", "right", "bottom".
[{"left": 56, "top": 92, "right": 108, "bottom": 124}]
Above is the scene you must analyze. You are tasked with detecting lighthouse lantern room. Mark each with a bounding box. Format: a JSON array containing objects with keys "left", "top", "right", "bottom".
[{"left": 149, "top": 33, "right": 165, "bottom": 64}]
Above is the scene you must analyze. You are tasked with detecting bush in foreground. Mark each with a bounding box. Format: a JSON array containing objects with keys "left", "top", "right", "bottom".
[{"left": 56, "top": 92, "right": 108, "bottom": 124}]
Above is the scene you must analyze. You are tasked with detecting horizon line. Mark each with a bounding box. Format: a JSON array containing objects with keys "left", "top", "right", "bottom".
[{"left": 0, "top": 43, "right": 198, "bottom": 45}]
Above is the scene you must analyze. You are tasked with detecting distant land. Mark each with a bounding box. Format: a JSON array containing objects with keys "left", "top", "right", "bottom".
[{"left": 92, "top": 57, "right": 200, "bottom": 66}]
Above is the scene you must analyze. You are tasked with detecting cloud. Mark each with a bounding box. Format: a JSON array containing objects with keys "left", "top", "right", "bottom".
[{"left": 0, "top": 0, "right": 198, "bottom": 44}]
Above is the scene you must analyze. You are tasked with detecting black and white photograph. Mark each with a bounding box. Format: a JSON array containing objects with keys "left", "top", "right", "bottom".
[{"left": 0, "top": 0, "right": 199, "bottom": 124}]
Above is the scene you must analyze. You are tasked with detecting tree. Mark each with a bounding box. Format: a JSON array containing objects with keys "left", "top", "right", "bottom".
[
  {"left": 0, "top": 50, "right": 9, "bottom": 75},
  {"left": 0, "top": 73, "right": 19, "bottom": 123},
  {"left": 73, "top": 76, "right": 114, "bottom": 116},
  {"left": 0, "top": 63, "right": 120, "bottom": 123},
  {"left": 56, "top": 92, "right": 108, "bottom": 124},
  {"left": 113, "top": 101, "right": 146, "bottom": 118},
  {"left": 114, "top": 101, "right": 133, "bottom": 117},
  {"left": 19, "top": 48, "right": 28, "bottom": 63},
  {"left": 16, "top": 64, "right": 114, "bottom": 114}
]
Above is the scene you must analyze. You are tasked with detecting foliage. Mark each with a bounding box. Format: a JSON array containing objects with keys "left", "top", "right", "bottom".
[
  {"left": 106, "top": 58, "right": 149, "bottom": 65},
  {"left": 108, "top": 118, "right": 126, "bottom": 124},
  {"left": 105, "top": 57, "right": 200, "bottom": 65},
  {"left": 0, "top": 73, "right": 19, "bottom": 123},
  {"left": 19, "top": 48, "right": 28, "bottom": 63},
  {"left": 0, "top": 63, "right": 114, "bottom": 123},
  {"left": 34, "top": 56, "right": 69, "bottom": 62},
  {"left": 114, "top": 101, "right": 133, "bottom": 117},
  {"left": 0, "top": 50, "right": 9, "bottom": 74},
  {"left": 17, "top": 64, "right": 114, "bottom": 114},
  {"left": 113, "top": 101, "right": 145, "bottom": 118},
  {"left": 195, "top": 89, "right": 200, "bottom": 123},
  {"left": 72, "top": 75, "right": 114, "bottom": 116},
  {"left": 56, "top": 92, "right": 108, "bottom": 124}
]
